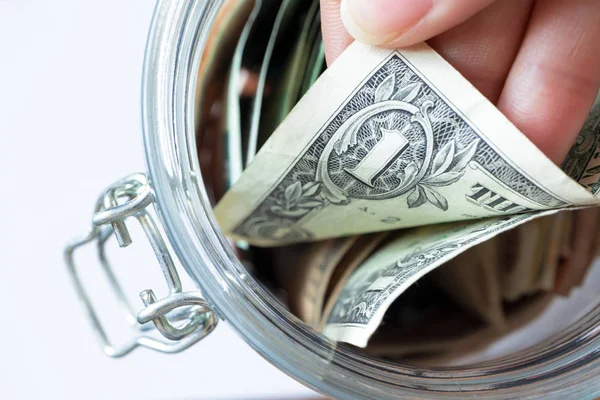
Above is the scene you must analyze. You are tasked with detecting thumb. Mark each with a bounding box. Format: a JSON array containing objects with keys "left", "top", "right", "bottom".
[{"left": 341, "top": 0, "right": 497, "bottom": 48}]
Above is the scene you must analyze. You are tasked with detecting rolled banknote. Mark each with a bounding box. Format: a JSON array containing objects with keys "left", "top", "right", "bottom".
[{"left": 215, "top": 40, "right": 600, "bottom": 347}]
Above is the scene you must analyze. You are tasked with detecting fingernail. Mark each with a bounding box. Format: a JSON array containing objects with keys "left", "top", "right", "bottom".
[{"left": 341, "top": 0, "right": 433, "bottom": 46}]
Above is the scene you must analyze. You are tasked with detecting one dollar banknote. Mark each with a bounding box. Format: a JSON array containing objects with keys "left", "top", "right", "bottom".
[{"left": 214, "top": 42, "right": 598, "bottom": 246}]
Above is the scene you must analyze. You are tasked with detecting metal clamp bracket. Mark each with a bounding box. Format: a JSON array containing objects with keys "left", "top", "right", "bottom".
[{"left": 65, "top": 173, "right": 218, "bottom": 358}]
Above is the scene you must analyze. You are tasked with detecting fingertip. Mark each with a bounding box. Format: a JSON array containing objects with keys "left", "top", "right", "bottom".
[
  {"left": 320, "top": 0, "right": 354, "bottom": 65},
  {"left": 340, "top": 0, "right": 433, "bottom": 47},
  {"left": 339, "top": 0, "right": 496, "bottom": 49},
  {"left": 497, "top": 0, "right": 600, "bottom": 165}
]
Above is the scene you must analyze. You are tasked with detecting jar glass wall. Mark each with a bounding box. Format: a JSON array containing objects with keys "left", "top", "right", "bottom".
[{"left": 141, "top": 0, "right": 600, "bottom": 398}]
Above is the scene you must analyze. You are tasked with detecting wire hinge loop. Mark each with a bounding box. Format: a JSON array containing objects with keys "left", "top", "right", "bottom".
[{"left": 65, "top": 173, "right": 218, "bottom": 358}]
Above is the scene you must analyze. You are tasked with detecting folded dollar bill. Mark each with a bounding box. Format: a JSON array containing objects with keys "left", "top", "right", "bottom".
[{"left": 213, "top": 41, "right": 600, "bottom": 347}]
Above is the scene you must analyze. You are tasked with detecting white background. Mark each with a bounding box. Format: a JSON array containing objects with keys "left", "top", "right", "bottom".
[{"left": 0, "top": 1, "right": 317, "bottom": 399}]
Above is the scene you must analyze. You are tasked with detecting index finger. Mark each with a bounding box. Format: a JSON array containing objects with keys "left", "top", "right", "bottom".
[
  {"left": 320, "top": 0, "right": 353, "bottom": 65},
  {"left": 321, "top": 0, "right": 497, "bottom": 63}
]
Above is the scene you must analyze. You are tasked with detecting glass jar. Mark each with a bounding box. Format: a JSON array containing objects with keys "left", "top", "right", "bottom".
[{"left": 73, "top": 0, "right": 600, "bottom": 398}]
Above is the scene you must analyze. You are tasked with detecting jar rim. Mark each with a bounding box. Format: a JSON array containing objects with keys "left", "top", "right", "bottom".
[{"left": 141, "top": 1, "right": 600, "bottom": 398}]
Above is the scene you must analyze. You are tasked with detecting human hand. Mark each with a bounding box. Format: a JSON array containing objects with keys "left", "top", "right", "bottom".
[{"left": 320, "top": 0, "right": 600, "bottom": 164}]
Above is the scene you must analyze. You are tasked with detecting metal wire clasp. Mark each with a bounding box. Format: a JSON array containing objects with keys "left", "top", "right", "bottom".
[{"left": 65, "top": 173, "right": 218, "bottom": 357}]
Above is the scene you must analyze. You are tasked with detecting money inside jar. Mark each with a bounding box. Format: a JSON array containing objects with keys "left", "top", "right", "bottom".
[{"left": 195, "top": 0, "right": 600, "bottom": 365}]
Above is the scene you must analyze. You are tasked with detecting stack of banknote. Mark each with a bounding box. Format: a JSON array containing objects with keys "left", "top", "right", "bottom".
[{"left": 195, "top": 0, "right": 600, "bottom": 363}]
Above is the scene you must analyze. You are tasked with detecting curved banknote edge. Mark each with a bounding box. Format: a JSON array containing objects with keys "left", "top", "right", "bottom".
[
  {"left": 214, "top": 42, "right": 599, "bottom": 246},
  {"left": 322, "top": 211, "right": 556, "bottom": 347},
  {"left": 562, "top": 92, "right": 600, "bottom": 194},
  {"left": 224, "top": 0, "right": 263, "bottom": 189}
]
